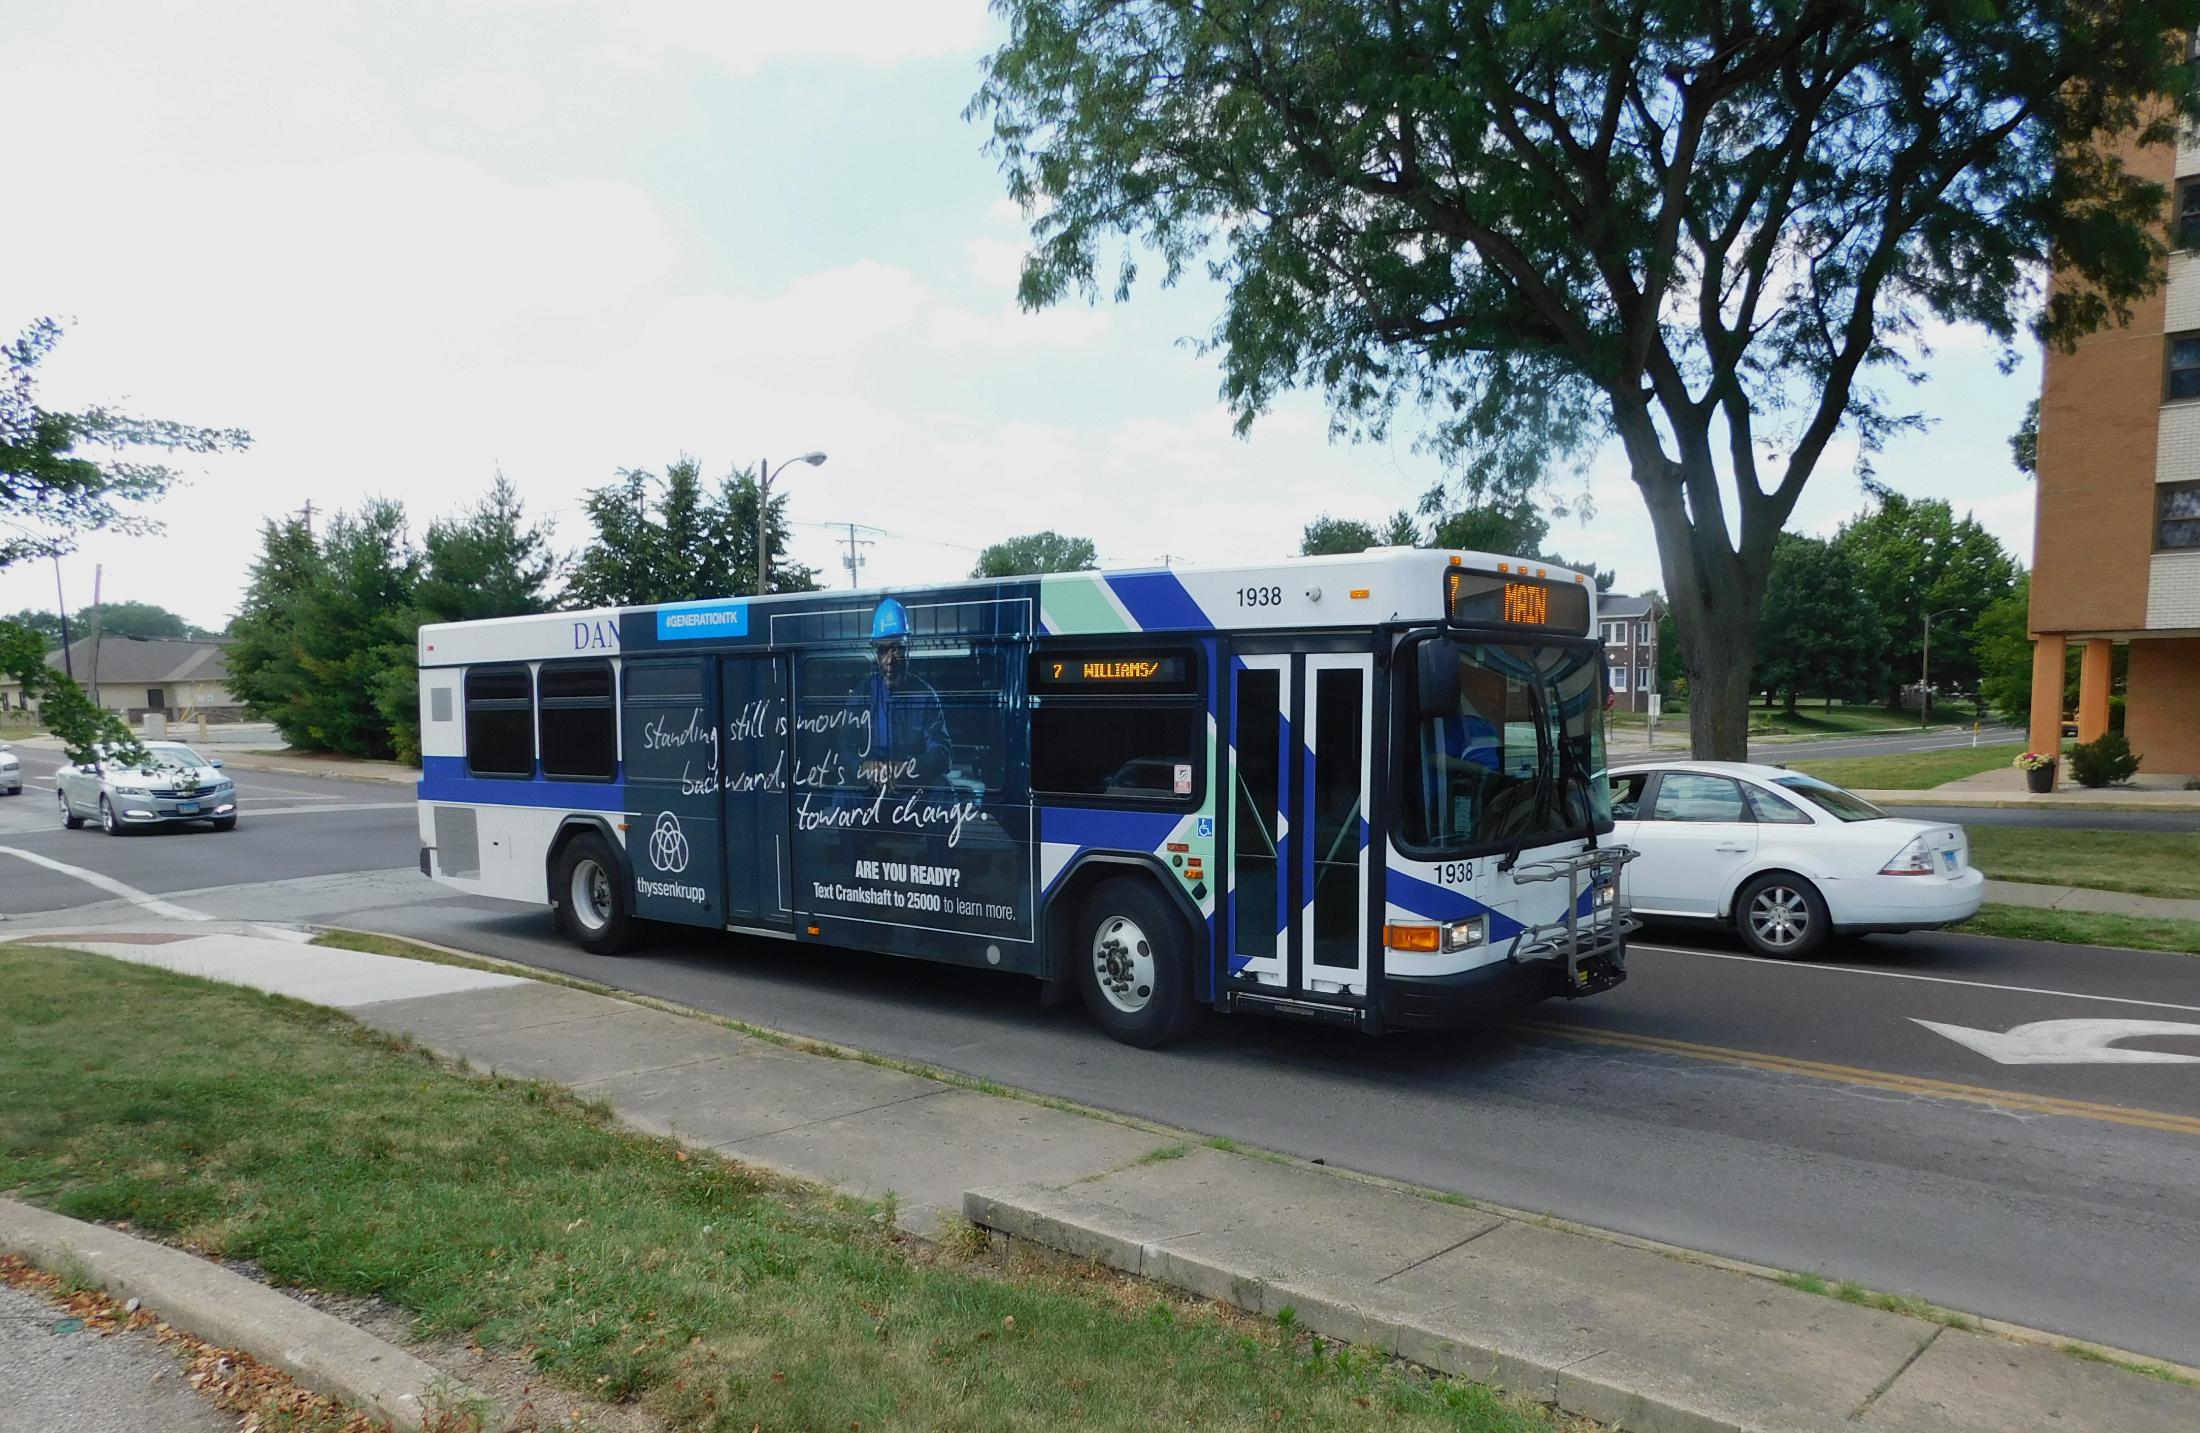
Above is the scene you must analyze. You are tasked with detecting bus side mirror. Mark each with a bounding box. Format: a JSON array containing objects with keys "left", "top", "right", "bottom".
[{"left": 1415, "top": 642, "right": 1461, "bottom": 714}]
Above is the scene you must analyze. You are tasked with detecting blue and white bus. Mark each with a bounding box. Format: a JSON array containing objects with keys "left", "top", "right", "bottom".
[{"left": 415, "top": 549, "right": 1634, "bottom": 1045}]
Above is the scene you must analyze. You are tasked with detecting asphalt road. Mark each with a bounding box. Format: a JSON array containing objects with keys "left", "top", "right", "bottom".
[
  {"left": 1747, "top": 722, "right": 2025, "bottom": 762},
  {"left": 5, "top": 738, "right": 2198, "bottom": 1364}
]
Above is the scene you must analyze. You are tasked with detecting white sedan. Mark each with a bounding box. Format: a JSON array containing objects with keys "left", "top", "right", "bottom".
[
  {"left": 1606, "top": 760, "right": 1983, "bottom": 959},
  {"left": 56, "top": 741, "right": 239, "bottom": 835},
  {"left": 0, "top": 740, "right": 20, "bottom": 796}
]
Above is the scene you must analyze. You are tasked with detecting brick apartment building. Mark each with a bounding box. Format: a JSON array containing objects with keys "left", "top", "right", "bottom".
[
  {"left": 2029, "top": 131, "right": 2200, "bottom": 782},
  {"left": 1598, "top": 594, "right": 1663, "bottom": 713}
]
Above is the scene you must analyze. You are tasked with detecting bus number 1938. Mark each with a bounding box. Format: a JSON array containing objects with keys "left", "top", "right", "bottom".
[{"left": 1236, "top": 585, "right": 1283, "bottom": 608}]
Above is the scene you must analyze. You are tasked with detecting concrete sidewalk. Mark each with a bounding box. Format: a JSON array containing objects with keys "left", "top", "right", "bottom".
[
  {"left": 1983, "top": 879, "right": 2200, "bottom": 923},
  {"left": 7, "top": 925, "right": 2195, "bottom": 1433}
]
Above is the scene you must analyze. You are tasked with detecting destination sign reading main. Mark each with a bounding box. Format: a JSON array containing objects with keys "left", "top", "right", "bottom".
[
  {"left": 1031, "top": 651, "right": 1193, "bottom": 692},
  {"left": 1445, "top": 569, "right": 1592, "bottom": 634}
]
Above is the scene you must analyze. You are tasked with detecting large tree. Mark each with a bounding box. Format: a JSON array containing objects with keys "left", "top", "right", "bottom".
[
  {"left": 1, "top": 318, "right": 248, "bottom": 760},
  {"left": 1751, "top": 533, "right": 1885, "bottom": 712},
  {"left": 1831, "top": 493, "right": 2016, "bottom": 708},
  {"left": 974, "top": 1, "right": 2197, "bottom": 757},
  {"left": 972, "top": 529, "right": 1101, "bottom": 576}
]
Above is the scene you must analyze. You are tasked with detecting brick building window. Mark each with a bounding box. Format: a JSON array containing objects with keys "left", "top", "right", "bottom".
[
  {"left": 2181, "top": 180, "right": 2200, "bottom": 250},
  {"left": 2169, "top": 334, "right": 2200, "bottom": 400},
  {"left": 2161, "top": 481, "right": 2200, "bottom": 550}
]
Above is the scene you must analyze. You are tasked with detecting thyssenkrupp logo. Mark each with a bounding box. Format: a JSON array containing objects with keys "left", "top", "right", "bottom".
[{"left": 647, "top": 811, "right": 690, "bottom": 874}]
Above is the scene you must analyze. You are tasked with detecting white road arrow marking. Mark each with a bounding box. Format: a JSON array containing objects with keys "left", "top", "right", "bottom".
[{"left": 1914, "top": 1018, "right": 2200, "bottom": 1066}]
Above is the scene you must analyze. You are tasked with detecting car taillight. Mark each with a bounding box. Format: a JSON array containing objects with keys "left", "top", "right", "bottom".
[{"left": 1880, "top": 836, "right": 1936, "bottom": 876}]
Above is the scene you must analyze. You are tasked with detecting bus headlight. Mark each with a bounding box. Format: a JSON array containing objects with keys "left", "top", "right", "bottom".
[{"left": 1443, "top": 916, "right": 1487, "bottom": 953}]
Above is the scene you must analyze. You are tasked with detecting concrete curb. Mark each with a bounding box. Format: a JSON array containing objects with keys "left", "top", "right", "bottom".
[
  {"left": 1861, "top": 790, "right": 2200, "bottom": 812},
  {"left": 963, "top": 1187, "right": 1734, "bottom": 1433},
  {"left": 0, "top": 1197, "right": 492, "bottom": 1431}
]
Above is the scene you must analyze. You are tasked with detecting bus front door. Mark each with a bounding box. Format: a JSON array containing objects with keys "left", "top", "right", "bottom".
[
  {"left": 720, "top": 654, "right": 795, "bottom": 931},
  {"left": 1227, "top": 648, "right": 1374, "bottom": 1006}
]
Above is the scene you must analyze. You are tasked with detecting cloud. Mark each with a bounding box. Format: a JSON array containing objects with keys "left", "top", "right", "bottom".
[{"left": 608, "top": 0, "right": 994, "bottom": 76}]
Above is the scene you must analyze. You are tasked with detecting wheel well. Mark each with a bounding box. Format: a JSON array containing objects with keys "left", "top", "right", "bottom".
[
  {"left": 545, "top": 817, "right": 627, "bottom": 909},
  {"left": 1041, "top": 857, "right": 1203, "bottom": 994},
  {"left": 1723, "top": 867, "right": 1821, "bottom": 922}
]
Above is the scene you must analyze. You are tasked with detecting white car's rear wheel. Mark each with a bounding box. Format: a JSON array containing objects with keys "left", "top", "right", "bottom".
[{"left": 1736, "top": 873, "right": 1829, "bottom": 960}]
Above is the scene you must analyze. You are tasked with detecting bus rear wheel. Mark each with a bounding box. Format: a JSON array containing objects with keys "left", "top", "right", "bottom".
[
  {"left": 1075, "top": 878, "right": 1202, "bottom": 1048},
  {"left": 556, "top": 833, "right": 638, "bottom": 955}
]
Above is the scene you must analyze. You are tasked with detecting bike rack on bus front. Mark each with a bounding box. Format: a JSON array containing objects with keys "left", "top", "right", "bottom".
[{"left": 1502, "top": 846, "right": 1641, "bottom": 995}]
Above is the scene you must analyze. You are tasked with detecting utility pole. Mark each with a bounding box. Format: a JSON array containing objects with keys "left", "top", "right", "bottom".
[
  {"left": 296, "top": 499, "right": 317, "bottom": 536},
  {"left": 52, "top": 554, "right": 73, "bottom": 680},
  {"left": 837, "top": 522, "right": 880, "bottom": 589},
  {"left": 87, "top": 563, "right": 104, "bottom": 706}
]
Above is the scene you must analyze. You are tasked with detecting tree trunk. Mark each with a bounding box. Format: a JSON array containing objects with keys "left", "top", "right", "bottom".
[{"left": 1632, "top": 464, "right": 1768, "bottom": 762}]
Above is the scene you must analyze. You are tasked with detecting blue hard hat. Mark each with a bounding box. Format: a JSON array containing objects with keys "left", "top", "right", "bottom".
[{"left": 870, "top": 597, "right": 910, "bottom": 643}]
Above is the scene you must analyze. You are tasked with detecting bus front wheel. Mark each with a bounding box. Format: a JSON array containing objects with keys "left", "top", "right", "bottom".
[
  {"left": 556, "top": 833, "right": 638, "bottom": 956},
  {"left": 1075, "top": 878, "right": 1202, "bottom": 1048}
]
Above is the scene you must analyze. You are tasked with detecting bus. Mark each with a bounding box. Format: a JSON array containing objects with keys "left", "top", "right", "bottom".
[{"left": 414, "top": 548, "right": 1635, "bottom": 1045}]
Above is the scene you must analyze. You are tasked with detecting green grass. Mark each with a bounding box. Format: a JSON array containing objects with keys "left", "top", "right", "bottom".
[
  {"left": 1784, "top": 741, "right": 2024, "bottom": 790},
  {"left": 2059, "top": 1343, "right": 2196, "bottom": 1386},
  {"left": 1953, "top": 905, "right": 2200, "bottom": 956},
  {"left": 1750, "top": 701, "right": 1980, "bottom": 738},
  {"left": 0, "top": 947, "right": 1567, "bottom": 1432},
  {"left": 1963, "top": 828, "right": 2200, "bottom": 901}
]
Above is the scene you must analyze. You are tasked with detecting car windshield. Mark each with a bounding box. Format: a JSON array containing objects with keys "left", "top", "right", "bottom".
[
  {"left": 1772, "top": 774, "right": 1886, "bottom": 822},
  {"left": 119, "top": 745, "right": 209, "bottom": 773},
  {"left": 1399, "top": 636, "right": 1610, "bottom": 851}
]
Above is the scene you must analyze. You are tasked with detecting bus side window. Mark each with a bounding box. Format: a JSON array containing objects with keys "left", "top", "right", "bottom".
[
  {"left": 465, "top": 666, "right": 535, "bottom": 778},
  {"left": 538, "top": 660, "right": 616, "bottom": 780}
]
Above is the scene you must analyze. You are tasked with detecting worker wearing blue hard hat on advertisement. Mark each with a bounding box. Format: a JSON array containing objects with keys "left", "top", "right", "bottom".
[{"left": 855, "top": 597, "right": 952, "bottom": 787}]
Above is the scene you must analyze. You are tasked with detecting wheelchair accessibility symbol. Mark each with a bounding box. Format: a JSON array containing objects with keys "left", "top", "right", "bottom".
[
  {"left": 647, "top": 811, "right": 691, "bottom": 874},
  {"left": 1196, "top": 816, "right": 1214, "bottom": 838}
]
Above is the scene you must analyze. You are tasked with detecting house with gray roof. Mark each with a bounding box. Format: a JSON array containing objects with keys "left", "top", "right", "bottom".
[{"left": 0, "top": 636, "right": 240, "bottom": 721}]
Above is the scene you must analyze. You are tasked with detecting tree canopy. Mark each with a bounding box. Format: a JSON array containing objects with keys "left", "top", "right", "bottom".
[
  {"left": 974, "top": 1, "right": 2200, "bottom": 755},
  {"left": 1750, "top": 534, "right": 1886, "bottom": 711},
  {"left": 1299, "top": 511, "right": 1416, "bottom": 554},
  {"left": 1831, "top": 493, "right": 2017, "bottom": 705},
  {"left": 971, "top": 529, "right": 1100, "bottom": 577},
  {"left": 565, "top": 458, "right": 817, "bottom": 608}
]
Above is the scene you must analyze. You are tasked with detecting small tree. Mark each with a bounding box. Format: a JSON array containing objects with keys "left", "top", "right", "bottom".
[
  {"left": 1751, "top": 535, "right": 1885, "bottom": 712},
  {"left": 565, "top": 458, "right": 816, "bottom": 607},
  {"left": 1, "top": 317, "right": 248, "bottom": 762},
  {"left": 1974, "top": 575, "right": 2035, "bottom": 725},
  {"left": 972, "top": 529, "right": 1099, "bottom": 577}
]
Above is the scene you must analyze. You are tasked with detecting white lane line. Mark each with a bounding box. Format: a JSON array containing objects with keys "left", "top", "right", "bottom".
[
  {"left": 0, "top": 846, "right": 213, "bottom": 921},
  {"left": 245, "top": 802, "right": 415, "bottom": 817},
  {"left": 1632, "top": 942, "right": 2200, "bottom": 1015}
]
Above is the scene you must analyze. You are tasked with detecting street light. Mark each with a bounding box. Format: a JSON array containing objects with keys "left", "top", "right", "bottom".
[
  {"left": 756, "top": 451, "right": 827, "bottom": 596},
  {"left": 1921, "top": 606, "right": 1967, "bottom": 730}
]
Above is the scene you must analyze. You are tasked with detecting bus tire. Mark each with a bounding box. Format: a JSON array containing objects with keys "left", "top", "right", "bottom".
[
  {"left": 1075, "top": 878, "right": 1202, "bottom": 1048},
  {"left": 555, "top": 832, "right": 638, "bottom": 955}
]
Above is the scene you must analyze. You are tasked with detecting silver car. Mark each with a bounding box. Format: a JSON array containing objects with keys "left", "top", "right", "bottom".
[
  {"left": 0, "top": 740, "right": 21, "bottom": 796},
  {"left": 57, "top": 741, "right": 239, "bottom": 834}
]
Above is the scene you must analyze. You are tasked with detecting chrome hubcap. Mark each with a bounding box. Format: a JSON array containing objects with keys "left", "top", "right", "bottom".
[
  {"left": 1749, "top": 888, "right": 1809, "bottom": 949},
  {"left": 1091, "top": 915, "right": 1156, "bottom": 1015},
  {"left": 569, "top": 857, "right": 614, "bottom": 933},
  {"left": 58, "top": 791, "right": 69, "bottom": 824},
  {"left": 101, "top": 800, "right": 114, "bottom": 832}
]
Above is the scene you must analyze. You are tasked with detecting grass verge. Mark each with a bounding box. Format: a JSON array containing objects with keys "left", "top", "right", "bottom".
[
  {"left": 1952, "top": 905, "right": 2200, "bottom": 956},
  {"left": 1961, "top": 827, "right": 2200, "bottom": 901},
  {"left": 1785, "top": 741, "right": 2024, "bottom": 790},
  {"left": 0, "top": 945, "right": 1569, "bottom": 1432}
]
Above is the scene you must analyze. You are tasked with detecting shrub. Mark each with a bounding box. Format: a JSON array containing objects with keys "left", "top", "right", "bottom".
[{"left": 2067, "top": 731, "right": 2141, "bottom": 788}]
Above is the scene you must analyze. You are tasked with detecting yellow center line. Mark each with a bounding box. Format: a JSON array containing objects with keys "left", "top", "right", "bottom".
[{"left": 1510, "top": 1020, "right": 2200, "bottom": 1138}]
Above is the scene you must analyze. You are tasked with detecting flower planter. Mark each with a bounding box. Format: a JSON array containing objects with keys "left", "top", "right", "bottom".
[{"left": 2025, "top": 763, "right": 2055, "bottom": 794}]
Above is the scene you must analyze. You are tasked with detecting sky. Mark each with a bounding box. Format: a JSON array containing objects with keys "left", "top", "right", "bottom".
[{"left": 0, "top": 0, "right": 2043, "bottom": 633}]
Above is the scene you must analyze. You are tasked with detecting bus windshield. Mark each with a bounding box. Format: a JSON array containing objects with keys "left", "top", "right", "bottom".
[{"left": 1399, "top": 636, "right": 1610, "bottom": 852}]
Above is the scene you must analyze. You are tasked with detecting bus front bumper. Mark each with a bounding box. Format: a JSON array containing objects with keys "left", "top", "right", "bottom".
[{"left": 1382, "top": 914, "right": 1633, "bottom": 1029}]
